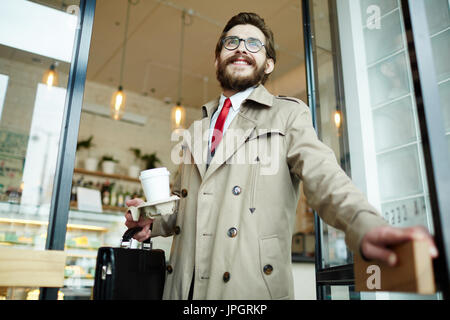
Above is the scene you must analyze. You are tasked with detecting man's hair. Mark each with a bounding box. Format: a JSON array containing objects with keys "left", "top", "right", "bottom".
[{"left": 215, "top": 12, "right": 277, "bottom": 70}]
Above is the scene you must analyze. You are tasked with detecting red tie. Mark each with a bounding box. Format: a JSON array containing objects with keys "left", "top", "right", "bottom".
[{"left": 211, "top": 98, "right": 232, "bottom": 155}]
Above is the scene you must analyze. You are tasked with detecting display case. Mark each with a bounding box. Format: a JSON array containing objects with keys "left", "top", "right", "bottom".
[
  {"left": 0, "top": 167, "right": 173, "bottom": 300},
  {"left": 63, "top": 168, "right": 173, "bottom": 299}
]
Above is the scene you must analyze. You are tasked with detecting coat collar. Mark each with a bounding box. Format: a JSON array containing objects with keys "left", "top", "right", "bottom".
[
  {"left": 201, "top": 84, "right": 273, "bottom": 119},
  {"left": 191, "top": 84, "right": 273, "bottom": 181}
]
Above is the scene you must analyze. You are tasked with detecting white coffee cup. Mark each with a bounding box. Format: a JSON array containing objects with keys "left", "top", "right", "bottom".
[{"left": 139, "top": 167, "right": 170, "bottom": 203}]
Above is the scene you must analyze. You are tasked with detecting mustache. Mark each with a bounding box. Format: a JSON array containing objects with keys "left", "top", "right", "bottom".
[{"left": 223, "top": 54, "right": 255, "bottom": 66}]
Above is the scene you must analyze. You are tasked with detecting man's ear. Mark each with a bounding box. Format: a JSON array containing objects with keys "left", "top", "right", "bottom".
[
  {"left": 265, "top": 58, "right": 274, "bottom": 75},
  {"left": 214, "top": 58, "right": 218, "bottom": 70}
]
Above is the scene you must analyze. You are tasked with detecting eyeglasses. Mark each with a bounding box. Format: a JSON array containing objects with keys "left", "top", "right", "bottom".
[{"left": 222, "top": 36, "right": 265, "bottom": 53}]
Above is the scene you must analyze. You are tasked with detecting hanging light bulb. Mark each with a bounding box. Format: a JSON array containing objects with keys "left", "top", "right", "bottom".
[
  {"left": 43, "top": 63, "right": 59, "bottom": 87},
  {"left": 171, "top": 10, "right": 188, "bottom": 130},
  {"left": 334, "top": 110, "right": 342, "bottom": 129},
  {"left": 111, "top": 86, "right": 126, "bottom": 120},
  {"left": 171, "top": 103, "right": 186, "bottom": 130},
  {"left": 110, "top": 0, "right": 134, "bottom": 120}
]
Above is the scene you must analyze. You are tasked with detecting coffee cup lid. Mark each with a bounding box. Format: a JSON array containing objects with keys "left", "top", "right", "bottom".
[{"left": 139, "top": 167, "right": 170, "bottom": 179}]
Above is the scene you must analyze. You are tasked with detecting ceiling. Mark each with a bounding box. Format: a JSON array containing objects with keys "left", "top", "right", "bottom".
[
  {"left": 1, "top": 0, "right": 308, "bottom": 109},
  {"left": 88, "top": 0, "right": 305, "bottom": 109}
]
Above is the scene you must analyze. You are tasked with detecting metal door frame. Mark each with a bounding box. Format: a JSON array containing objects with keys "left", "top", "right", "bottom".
[
  {"left": 39, "top": 0, "right": 96, "bottom": 300},
  {"left": 302, "top": 0, "right": 450, "bottom": 300}
]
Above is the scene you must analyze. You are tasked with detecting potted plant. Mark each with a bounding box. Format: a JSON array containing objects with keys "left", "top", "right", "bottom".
[
  {"left": 76, "top": 136, "right": 97, "bottom": 171},
  {"left": 128, "top": 148, "right": 142, "bottom": 178},
  {"left": 141, "top": 152, "right": 161, "bottom": 170},
  {"left": 100, "top": 155, "right": 119, "bottom": 174}
]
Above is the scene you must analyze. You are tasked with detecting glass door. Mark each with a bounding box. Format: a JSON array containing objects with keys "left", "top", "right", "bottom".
[
  {"left": 304, "top": 0, "right": 449, "bottom": 300},
  {"left": 0, "top": 0, "right": 94, "bottom": 300}
]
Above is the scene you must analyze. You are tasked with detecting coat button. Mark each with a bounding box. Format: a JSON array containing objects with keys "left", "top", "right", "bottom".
[
  {"left": 227, "top": 227, "right": 237, "bottom": 238},
  {"left": 223, "top": 272, "right": 230, "bottom": 282},
  {"left": 181, "top": 189, "right": 188, "bottom": 198},
  {"left": 232, "top": 186, "right": 241, "bottom": 195},
  {"left": 174, "top": 226, "right": 181, "bottom": 235},
  {"left": 167, "top": 265, "right": 173, "bottom": 274},
  {"left": 263, "top": 264, "right": 273, "bottom": 275}
]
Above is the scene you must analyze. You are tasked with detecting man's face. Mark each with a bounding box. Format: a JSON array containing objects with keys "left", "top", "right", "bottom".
[{"left": 215, "top": 24, "right": 274, "bottom": 92}]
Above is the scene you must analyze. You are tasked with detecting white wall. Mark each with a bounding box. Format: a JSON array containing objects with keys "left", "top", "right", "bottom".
[
  {"left": 292, "top": 262, "right": 316, "bottom": 300},
  {"left": 77, "top": 79, "right": 200, "bottom": 179}
]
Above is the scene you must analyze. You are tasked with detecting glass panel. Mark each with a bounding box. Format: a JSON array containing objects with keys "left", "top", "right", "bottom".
[
  {"left": 0, "top": 0, "right": 80, "bottom": 300},
  {"left": 424, "top": 0, "right": 450, "bottom": 160},
  {"left": 372, "top": 96, "right": 417, "bottom": 152},
  {"left": 310, "top": 0, "right": 353, "bottom": 269},
  {"left": 363, "top": 6, "right": 403, "bottom": 65},
  {"left": 367, "top": 52, "right": 411, "bottom": 107},
  {"left": 333, "top": 0, "right": 442, "bottom": 300},
  {"left": 376, "top": 144, "right": 423, "bottom": 202},
  {"left": 360, "top": 0, "right": 398, "bottom": 17},
  {"left": 320, "top": 285, "right": 360, "bottom": 300},
  {"left": 320, "top": 222, "right": 352, "bottom": 268},
  {"left": 424, "top": 0, "right": 450, "bottom": 36}
]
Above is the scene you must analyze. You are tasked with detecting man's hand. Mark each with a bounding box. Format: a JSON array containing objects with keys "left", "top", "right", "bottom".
[
  {"left": 124, "top": 198, "right": 154, "bottom": 242},
  {"left": 361, "top": 225, "right": 438, "bottom": 267}
]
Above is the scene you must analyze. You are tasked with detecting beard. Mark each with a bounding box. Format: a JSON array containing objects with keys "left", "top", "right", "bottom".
[{"left": 216, "top": 54, "right": 267, "bottom": 92}]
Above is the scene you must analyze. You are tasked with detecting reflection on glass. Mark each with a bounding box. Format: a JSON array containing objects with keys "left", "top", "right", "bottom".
[
  {"left": 0, "top": 0, "right": 79, "bottom": 300},
  {"left": 363, "top": 8, "right": 403, "bottom": 65},
  {"left": 321, "top": 285, "right": 360, "bottom": 300},
  {"left": 311, "top": 0, "right": 353, "bottom": 269},
  {"left": 0, "top": 74, "right": 8, "bottom": 122},
  {"left": 372, "top": 96, "right": 416, "bottom": 152},
  {"left": 321, "top": 223, "right": 351, "bottom": 268},
  {"left": 0, "top": 0, "right": 78, "bottom": 63},
  {"left": 431, "top": 32, "right": 450, "bottom": 83},
  {"left": 424, "top": 0, "right": 450, "bottom": 36},
  {"left": 377, "top": 145, "right": 423, "bottom": 202},
  {"left": 424, "top": 0, "right": 450, "bottom": 160},
  {"left": 439, "top": 81, "right": 450, "bottom": 131},
  {"left": 367, "top": 53, "right": 411, "bottom": 107},
  {"left": 360, "top": 0, "right": 398, "bottom": 18}
]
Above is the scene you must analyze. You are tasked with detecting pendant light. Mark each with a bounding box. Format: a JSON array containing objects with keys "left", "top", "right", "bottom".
[
  {"left": 110, "top": 0, "right": 134, "bottom": 120},
  {"left": 171, "top": 10, "right": 189, "bottom": 131},
  {"left": 43, "top": 62, "right": 59, "bottom": 87},
  {"left": 334, "top": 110, "right": 341, "bottom": 130}
]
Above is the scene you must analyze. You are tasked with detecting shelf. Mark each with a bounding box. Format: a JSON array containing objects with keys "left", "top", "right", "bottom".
[
  {"left": 73, "top": 168, "right": 140, "bottom": 183},
  {"left": 0, "top": 217, "right": 108, "bottom": 232},
  {"left": 64, "top": 278, "right": 94, "bottom": 287},
  {"left": 70, "top": 201, "right": 126, "bottom": 214}
]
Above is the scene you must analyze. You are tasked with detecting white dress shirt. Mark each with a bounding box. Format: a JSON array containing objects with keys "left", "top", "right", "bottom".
[{"left": 208, "top": 86, "right": 256, "bottom": 152}]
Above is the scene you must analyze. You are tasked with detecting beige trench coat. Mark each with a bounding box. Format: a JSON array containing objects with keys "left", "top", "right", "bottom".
[{"left": 151, "top": 84, "right": 388, "bottom": 300}]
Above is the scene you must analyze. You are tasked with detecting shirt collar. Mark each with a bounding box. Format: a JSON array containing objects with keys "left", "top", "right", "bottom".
[
  {"left": 202, "top": 84, "right": 274, "bottom": 119},
  {"left": 219, "top": 86, "right": 256, "bottom": 112}
]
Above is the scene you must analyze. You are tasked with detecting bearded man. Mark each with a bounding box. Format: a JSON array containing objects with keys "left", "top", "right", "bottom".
[{"left": 125, "top": 12, "right": 438, "bottom": 300}]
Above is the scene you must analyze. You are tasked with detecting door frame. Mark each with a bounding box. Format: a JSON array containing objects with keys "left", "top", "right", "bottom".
[
  {"left": 303, "top": 0, "right": 450, "bottom": 300},
  {"left": 39, "top": 0, "right": 96, "bottom": 300}
]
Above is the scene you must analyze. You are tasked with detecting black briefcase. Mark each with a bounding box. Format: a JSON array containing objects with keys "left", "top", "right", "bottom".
[{"left": 93, "top": 227, "right": 166, "bottom": 300}]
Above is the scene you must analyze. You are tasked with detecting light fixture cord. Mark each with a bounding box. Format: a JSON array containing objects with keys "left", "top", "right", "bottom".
[
  {"left": 177, "top": 10, "right": 186, "bottom": 104},
  {"left": 119, "top": 0, "right": 133, "bottom": 87}
]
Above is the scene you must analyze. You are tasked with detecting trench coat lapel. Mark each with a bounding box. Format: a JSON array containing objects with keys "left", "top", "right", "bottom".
[
  {"left": 185, "top": 98, "right": 219, "bottom": 180},
  {"left": 203, "top": 85, "right": 274, "bottom": 183},
  {"left": 203, "top": 111, "right": 257, "bottom": 182}
]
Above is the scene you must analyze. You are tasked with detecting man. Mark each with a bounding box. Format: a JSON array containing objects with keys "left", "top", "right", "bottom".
[{"left": 125, "top": 12, "right": 438, "bottom": 300}]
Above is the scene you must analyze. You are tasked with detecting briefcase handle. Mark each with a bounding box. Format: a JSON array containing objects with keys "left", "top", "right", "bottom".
[{"left": 121, "top": 226, "right": 152, "bottom": 250}]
